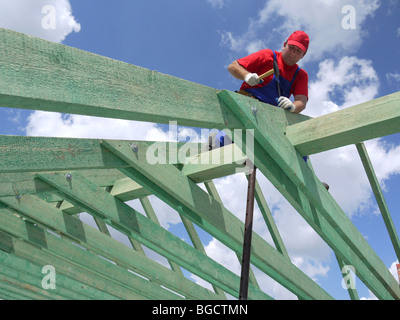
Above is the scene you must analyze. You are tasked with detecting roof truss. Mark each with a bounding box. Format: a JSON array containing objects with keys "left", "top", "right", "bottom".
[{"left": 0, "top": 27, "right": 399, "bottom": 300}]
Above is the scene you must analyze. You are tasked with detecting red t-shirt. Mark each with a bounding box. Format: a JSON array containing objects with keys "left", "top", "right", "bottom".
[{"left": 237, "top": 50, "right": 308, "bottom": 99}]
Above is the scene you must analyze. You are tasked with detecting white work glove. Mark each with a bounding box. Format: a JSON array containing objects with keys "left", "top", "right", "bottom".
[
  {"left": 277, "top": 96, "right": 296, "bottom": 113},
  {"left": 244, "top": 73, "right": 263, "bottom": 86}
]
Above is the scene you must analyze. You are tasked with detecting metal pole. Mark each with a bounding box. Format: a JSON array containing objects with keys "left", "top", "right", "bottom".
[{"left": 239, "top": 165, "right": 257, "bottom": 300}]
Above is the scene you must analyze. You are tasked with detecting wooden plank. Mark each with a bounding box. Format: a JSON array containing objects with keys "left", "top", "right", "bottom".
[
  {"left": 0, "top": 28, "right": 313, "bottom": 130},
  {"left": 0, "top": 230, "right": 147, "bottom": 300},
  {"left": 286, "top": 92, "right": 400, "bottom": 156},
  {"left": 0, "top": 135, "right": 204, "bottom": 174},
  {"left": 0, "top": 196, "right": 220, "bottom": 300},
  {"left": 203, "top": 180, "right": 260, "bottom": 289},
  {"left": 0, "top": 27, "right": 241, "bottom": 129},
  {"left": 218, "top": 89, "right": 400, "bottom": 300},
  {"left": 180, "top": 143, "right": 247, "bottom": 183},
  {"left": 253, "top": 179, "right": 290, "bottom": 259},
  {"left": 33, "top": 172, "right": 271, "bottom": 300},
  {"left": 101, "top": 139, "right": 333, "bottom": 300},
  {"left": 0, "top": 249, "right": 68, "bottom": 300},
  {"left": 138, "top": 196, "right": 185, "bottom": 276},
  {"left": 0, "top": 209, "right": 181, "bottom": 300},
  {"left": 336, "top": 254, "right": 360, "bottom": 300},
  {"left": 356, "top": 143, "right": 400, "bottom": 261}
]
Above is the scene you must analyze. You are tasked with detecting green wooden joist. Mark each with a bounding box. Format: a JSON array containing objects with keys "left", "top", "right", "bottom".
[
  {"left": 0, "top": 27, "right": 399, "bottom": 300},
  {"left": 218, "top": 90, "right": 400, "bottom": 300}
]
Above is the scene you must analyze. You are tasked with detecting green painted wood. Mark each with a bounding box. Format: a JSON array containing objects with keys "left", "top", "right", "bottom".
[
  {"left": 0, "top": 232, "right": 121, "bottom": 300},
  {"left": 356, "top": 143, "right": 400, "bottom": 261},
  {"left": 33, "top": 172, "right": 271, "bottom": 300},
  {"left": 139, "top": 196, "right": 185, "bottom": 276},
  {"left": 218, "top": 89, "right": 400, "bottom": 300},
  {"left": 0, "top": 230, "right": 151, "bottom": 300},
  {"left": 0, "top": 136, "right": 200, "bottom": 175},
  {"left": 286, "top": 92, "right": 400, "bottom": 156},
  {"left": 0, "top": 249, "right": 67, "bottom": 300},
  {"left": 253, "top": 179, "right": 290, "bottom": 260},
  {"left": 101, "top": 139, "right": 333, "bottom": 300},
  {"left": 0, "top": 135, "right": 238, "bottom": 183},
  {"left": 0, "top": 135, "right": 129, "bottom": 174},
  {"left": 0, "top": 28, "right": 312, "bottom": 131},
  {"left": 180, "top": 143, "right": 247, "bottom": 183},
  {"left": 177, "top": 209, "right": 228, "bottom": 299},
  {"left": 203, "top": 180, "right": 260, "bottom": 290},
  {"left": 0, "top": 196, "right": 220, "bottom": 300},
  {"left": 0, "top": 208, "right": 180, "bottom": 300},
  {"left": 0, "top": 282, "right": 38, "bottom": 300},
  {"left": 336, "top": 254, "right": 360, "bottom": 300},
  {"left": 0, "top": 28, "right": 240, "bottom": 129}
]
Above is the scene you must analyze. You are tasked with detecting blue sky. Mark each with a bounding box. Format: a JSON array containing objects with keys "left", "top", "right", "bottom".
[{"left": 0, "top": 0, "right": 399, "bottom": 300}]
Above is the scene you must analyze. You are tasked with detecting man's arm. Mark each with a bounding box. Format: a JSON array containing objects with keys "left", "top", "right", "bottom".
[
  {"left": 228, "top": 60, "right": 263, "bottom": 87},
  {"left": 293, "top": 95, "right": 307, "bottom": 114},
  {"left": 228, "top": 60, "right": 250, "bottom": 81}
]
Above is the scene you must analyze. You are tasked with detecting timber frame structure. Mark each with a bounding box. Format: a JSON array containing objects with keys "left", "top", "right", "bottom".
[{"left": 0, "top": 27, "right": 399, "bottom": 300}]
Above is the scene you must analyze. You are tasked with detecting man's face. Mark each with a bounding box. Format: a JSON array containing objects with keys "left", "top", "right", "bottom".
[{"left": 282, "top": 42, "right": 305, "bottom": 66}]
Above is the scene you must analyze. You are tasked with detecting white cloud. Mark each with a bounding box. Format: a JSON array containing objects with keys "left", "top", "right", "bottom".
[
  {"left": 387, "top": 72, "right": 400, "bottom": 88},
  {"left": 0, "top": 0, "right": 80, "bottom": 43},
  {"left": 397, "top": 27, "right": 400, "bottom": 38},
  {"left": 389, "top": 260, "right": 400, "bottom": 284},
  {"left": 221, "top": 0, "right": 381, "bottom": 60},
  {"left": 307, "top": 56, "right": 379, "bottom": 117},
  {"left": 207, "top": 0, "right": 225, "bottom": 9},
  {"left": 25, "top": 111, "right": 163, "bottom": 141}
]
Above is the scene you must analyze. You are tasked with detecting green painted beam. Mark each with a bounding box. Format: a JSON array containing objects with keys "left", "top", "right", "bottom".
[
  {"left": 218, "top": 90, "right": 400, "bottom": 300},
  {"left": 138, "top": 196, "right": 185, "bottom": 276},
  {"left": 181, "top": 143, "right": 247, "bottom": 183},
  {"left": 0, "top": 28, "right": 311, "bottom": 131},
  {"left": 0, "top": 135, "right": 205, "bottom": 174},
  {"left": 286, "top": 92, "right": 400, "bottom": 156},
  {"left": 203, "top": 180, "right": 260, "bottom": 290},
  {"left": 356, "top": 142, "right": 400, "bottom": 262},
  {"left": 0, "top": 208, "right": 181, "bottom": 300},
  {"left": 336, "top": 254, "right": 360, "bottom": 300},
  {"left": 0, "top": 196, "right": 220, "bottom": 300},
  {"left": 253, "top": 179, "right": 290, "bottom": 260},
  {"left": 101, "top": 139, "right": 333, "bottom": 300},
  {"left": 33, "top": 172, "right": 271, "bottom": 300},
  {"left": 0, "top": 231, "right": 144, "bottom": 300},
  {"left": 0, "top": 247, "right": 68, "bottom": 300},
  {"left": 0, "top": 27, "right": 240, "bottom": 129}
]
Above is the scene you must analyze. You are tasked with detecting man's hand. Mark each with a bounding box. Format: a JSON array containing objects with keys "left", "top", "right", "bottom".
[
  {"left": 277, "top": 96, "right": 296, "bottom": 112},
  {"left": 244, "top": 73, "right": 263, "bottom": 86}
]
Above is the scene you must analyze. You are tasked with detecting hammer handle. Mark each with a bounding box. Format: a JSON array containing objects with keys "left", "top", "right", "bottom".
[{"left": 259, "top": 69, "right": 274, "bottom": 80}]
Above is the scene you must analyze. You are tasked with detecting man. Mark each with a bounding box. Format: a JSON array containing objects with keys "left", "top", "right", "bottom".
[
  {"left": 226, "top": 30, "right": 329, "bottom": 190},
  {"left": 228, "top": 30, "right": 309, "bottom": 114}
]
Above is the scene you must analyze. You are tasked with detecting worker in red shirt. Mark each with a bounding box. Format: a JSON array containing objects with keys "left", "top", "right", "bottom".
[{"left": 228, "top": 30, "right": 309, "bottom": 114}]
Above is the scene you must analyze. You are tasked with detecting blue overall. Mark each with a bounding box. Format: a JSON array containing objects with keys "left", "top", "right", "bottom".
[
  {"left": 220, "top": 52, "right": 308, "bottom": 163},
  {"left": 244, "top": 51, "right": 300, "bottom": 106}
]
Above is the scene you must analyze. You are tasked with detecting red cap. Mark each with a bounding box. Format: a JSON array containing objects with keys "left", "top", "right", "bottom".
[{"left": 287, "top": 31, "right": 309, "bottom": 53}]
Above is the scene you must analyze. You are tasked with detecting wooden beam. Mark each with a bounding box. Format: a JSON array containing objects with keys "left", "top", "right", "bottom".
[
  {"left": 0, "top": 229, "right": 148, "bottom": 300},
  {"left": 286, "top": 92, "right": 400, "bottom": 156},
  {"left": 356, "top": 142, "right": 400, "bottom": 261},
  {"left": 218, "top": 89, "right": 400, "bottom": 300},
  {"left": 33, "top": 172, "right": 271, "bottom": 300},
  {"left": 101, "top": 139, "right": 333, "bottom": 300},
  {"left": 0, "top": 135, "right": 205, "bottom": 174},
  {"left": 0, "top": 28, "right": 240, "bottom": 129},
  {"left": 0, "top": 196, "right": 221, "bottom": 300},
  {"left": 0, "top": 208, "right": 182, "bottom": 300},
  {"left": 0, "top": 28, "right": 311, "bottom": 130}
]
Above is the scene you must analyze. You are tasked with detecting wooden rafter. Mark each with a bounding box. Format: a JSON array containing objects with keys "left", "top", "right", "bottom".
[{"left": 0, "top": 27, "right": 399, "bottom": 300}]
